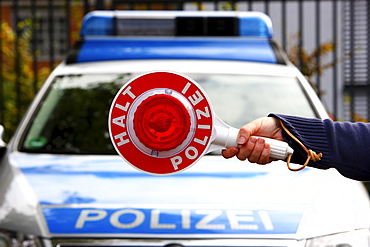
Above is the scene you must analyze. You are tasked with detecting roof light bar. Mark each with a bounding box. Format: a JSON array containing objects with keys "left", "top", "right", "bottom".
[
  {"left": 69, "top": 38, "right": 282, "bottom": 64},
  {"left": 80, "top": 11, "right": 273, "bottom": 38}
]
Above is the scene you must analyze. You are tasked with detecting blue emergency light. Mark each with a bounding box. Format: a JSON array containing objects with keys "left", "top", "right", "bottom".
[
  {"left": 67, "top": 11, "right": 286, "bottom": 64},
  {"left": 80, "top": 11, "right": 273, "bottom": 38}
]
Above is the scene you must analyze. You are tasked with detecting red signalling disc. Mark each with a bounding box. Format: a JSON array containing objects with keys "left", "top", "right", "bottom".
[
  {"left": 108, "top": 71, "right": 214, "bottom": 175},
  {"left": 133, "top": 94, "right": 191, "bottom": 152}
]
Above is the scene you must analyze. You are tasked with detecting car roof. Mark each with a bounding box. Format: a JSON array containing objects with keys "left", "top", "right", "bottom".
[{"left": 65, "top": 10, "right": 289, "bottom": 65}]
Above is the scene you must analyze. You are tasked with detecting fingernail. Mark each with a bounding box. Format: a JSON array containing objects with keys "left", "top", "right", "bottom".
[
  {"left": 258, "top": 138, "right": 265, "bottom": 144},
  {"left": 238, "top": 136, "right": 246, "bottom": 145},
  {"left": 249, "top": 137, "right": 256, "bottom": 143}
]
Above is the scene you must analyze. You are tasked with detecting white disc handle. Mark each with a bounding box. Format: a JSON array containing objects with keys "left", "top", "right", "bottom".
[{"left": 208, "top": 116, "right": 294, "bottom": 160}]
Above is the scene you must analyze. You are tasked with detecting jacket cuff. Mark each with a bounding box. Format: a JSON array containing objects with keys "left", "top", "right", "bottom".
[{"left": 268, "top": 113, "right": 330, "bottom": 169}]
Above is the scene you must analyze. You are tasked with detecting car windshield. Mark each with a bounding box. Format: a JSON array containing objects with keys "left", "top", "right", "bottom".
[{"left": 20, "top": 73, "right": 316, "bottom": 154}]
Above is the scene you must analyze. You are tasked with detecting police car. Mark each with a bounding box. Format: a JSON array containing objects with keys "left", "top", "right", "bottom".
[{"left": 0, "top": 10, "right": 369, "bottom": 247}]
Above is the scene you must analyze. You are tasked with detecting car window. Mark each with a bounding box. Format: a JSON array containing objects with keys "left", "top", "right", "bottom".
[
  {"left": 190, "top": 73, "right": 317, "bottom": 128},
  {"left": 21, "top": 74, "right": 129, "bottom": 154},
  {"left": 19, "top": 73, "right": 316, "bottom": 154}
]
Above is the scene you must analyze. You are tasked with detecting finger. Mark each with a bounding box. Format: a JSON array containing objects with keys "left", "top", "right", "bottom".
[
  {"left": 237, "top": 136, "right": 257, "bottom": 161},
  {"left": 257, "top": 143, "right": 271, "bottom": 164},
  {"left": 237, "top": 136, "right": 247, "bottom": 148},
  {"left": 248, "top": 138, "right": 265, "bottom": 163},
  {"left": 222, "top": 147, "right": 238, "bottom": 159}
]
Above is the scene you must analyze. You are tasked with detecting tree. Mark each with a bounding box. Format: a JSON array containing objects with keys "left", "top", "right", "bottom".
[
  {"left": 286, "top": 32, "right": 340, "bottom": 96},
  {"left": 0, "top": 20, "right": 49, "bottom": 141}
]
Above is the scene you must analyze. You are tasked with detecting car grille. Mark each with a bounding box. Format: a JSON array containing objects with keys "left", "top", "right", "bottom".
[{"left": 51, "top": 238, "right": 295, "bottom": 247}]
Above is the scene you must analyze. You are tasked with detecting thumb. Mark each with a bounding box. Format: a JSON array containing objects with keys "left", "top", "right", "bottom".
[{"left": 237, "top": 117, "right": 283, "bottom": 142}]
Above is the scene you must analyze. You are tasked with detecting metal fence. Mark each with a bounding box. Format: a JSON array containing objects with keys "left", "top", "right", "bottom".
[{"left": 0, "top": 0, "right": 368, "bottom": 140}]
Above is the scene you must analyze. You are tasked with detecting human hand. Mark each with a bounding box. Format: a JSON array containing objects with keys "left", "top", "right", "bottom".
[{"left": 222, "top": 117, "right": 284, "bottom": 164}]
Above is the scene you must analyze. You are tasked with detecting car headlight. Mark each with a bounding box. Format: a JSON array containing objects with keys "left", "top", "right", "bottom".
[
  {"left": 0, "top": 230, "right": 41, "bottom": 247},
  {"left": 304, "top": 228, "right": 370, "bottom": 247}
]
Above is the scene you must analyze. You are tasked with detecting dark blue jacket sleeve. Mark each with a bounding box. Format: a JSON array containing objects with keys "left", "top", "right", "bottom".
[{"left": 269, "top": 113, "right": 370, "bottom": 181}]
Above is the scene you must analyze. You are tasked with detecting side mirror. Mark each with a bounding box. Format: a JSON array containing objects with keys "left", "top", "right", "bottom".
[{"left": 0, "top": 125, "right": 7, "bottom": 158}]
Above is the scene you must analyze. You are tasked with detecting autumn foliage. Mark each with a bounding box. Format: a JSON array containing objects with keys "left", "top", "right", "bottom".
[{"left": 0, "top": 20, "right": 49, "bottom": 141}]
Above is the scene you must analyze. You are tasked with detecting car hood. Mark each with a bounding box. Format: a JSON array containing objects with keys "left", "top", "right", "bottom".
[{"left": 1, "top": 152, "right": 370, "bottom": 240}]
